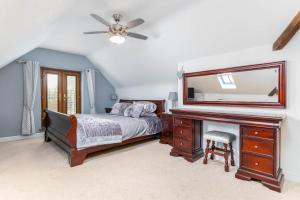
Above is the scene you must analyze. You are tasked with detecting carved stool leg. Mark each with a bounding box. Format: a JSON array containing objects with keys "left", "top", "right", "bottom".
[
  {"left": 224, "top": 143, "right": 229, "bottom": 172},
  {"left": 229, "top": 142, "right": 235, "bottom": 166},
  {"left": 210, "top": 141, "right": 215, "bottom": 160},
  {"left": 203, "top": 140, "right": 211, "bottom": 164}
]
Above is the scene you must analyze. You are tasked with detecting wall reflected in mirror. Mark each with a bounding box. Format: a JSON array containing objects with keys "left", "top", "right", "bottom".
[{"left": 187, "top": 68, "right": 279, "bottom": 103}]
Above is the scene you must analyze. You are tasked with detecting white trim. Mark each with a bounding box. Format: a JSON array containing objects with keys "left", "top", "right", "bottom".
[{"left": 0, "top": 132, "right": 44, "bottom": 143}]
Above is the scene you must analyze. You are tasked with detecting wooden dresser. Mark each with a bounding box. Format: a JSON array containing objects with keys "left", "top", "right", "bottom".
[
  {"left": 169, "top": 109, "right": 285, "bottom": 192},
  {"left": 170, "top": 118, "right": 203, "bottom": 161},
  {"left": 159, "top": 113, "right": 173, "bottom": 146},
  {"left": 236, "top": 125, "right": 283, "bottom": 192}
]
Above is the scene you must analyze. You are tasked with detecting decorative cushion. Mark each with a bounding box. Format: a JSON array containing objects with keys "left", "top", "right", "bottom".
[
  {"left": 131, "top": 103, "right": 145, "bottom": 118},
  {"left": 124, "top": 104, "right": 134, "bottom": 117},
  {"left": 134, "top": 101, "right": 157, "bottom": 113},
  {"left": 203, "top": 131, "right": 236, "bottom": 144},
  {"left": 110, "top": 103, "right": 131, "bottom": 115}
]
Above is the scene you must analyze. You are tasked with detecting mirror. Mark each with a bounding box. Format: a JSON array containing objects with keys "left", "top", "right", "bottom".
[{"left": 183, "top": 61, "right": 286, "bottom": 108}]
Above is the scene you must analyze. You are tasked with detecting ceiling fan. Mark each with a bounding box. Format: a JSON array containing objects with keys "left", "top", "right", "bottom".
[{"left": 84, "top": 13, "right": 148, "bottom": 44}]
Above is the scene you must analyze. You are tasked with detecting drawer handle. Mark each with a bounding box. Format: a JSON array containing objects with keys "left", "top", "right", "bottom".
[
  {"left": 180, "top": 130, "right": 183, "bottom": 134},
  {"left": 255, "top": 162, "right": 259, "bottom": 166},
  {"left": 254, "top": 145, "right": 259, "bottom": 149},
  {"left": 180, "top": 142, "right": 183, "bottom": 146},
  {"left": 180, "top": 121, "right": 183, "bottom": 125},
  {"left": 254, "top": 131, "right": 259, "bottom": 135}
]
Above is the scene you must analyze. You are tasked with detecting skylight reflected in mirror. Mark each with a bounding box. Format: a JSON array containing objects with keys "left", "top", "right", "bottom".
[{"left": 217, "top": 73, "right": 236, "bottom": 89}]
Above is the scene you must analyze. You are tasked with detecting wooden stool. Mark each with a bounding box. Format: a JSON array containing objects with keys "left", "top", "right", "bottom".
[{"left": 203, "top": 130, "right": 236, "bottom": 172}]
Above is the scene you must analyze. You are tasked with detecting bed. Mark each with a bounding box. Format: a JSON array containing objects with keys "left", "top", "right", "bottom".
[{"left": 44, "top": 99, "right": 165, "bottom": 167}]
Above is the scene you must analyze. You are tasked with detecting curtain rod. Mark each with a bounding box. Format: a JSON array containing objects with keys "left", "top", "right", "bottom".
[
  {"left": 85, "top": 68, "right": 100, "bottom": 73},
  {"left": 16, "top": 61, "right": 99, "bottom": 74},
  {"left": 16, "top": 59, "right": 27, "bottom": 64}
]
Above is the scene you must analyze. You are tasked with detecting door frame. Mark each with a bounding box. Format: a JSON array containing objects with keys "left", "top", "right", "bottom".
[{"left": 40, "top": 67, "right": 81, "bottom": 126}]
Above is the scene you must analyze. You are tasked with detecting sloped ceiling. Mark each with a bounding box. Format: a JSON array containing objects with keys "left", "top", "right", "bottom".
[
  {"left": 0, "top": 0, "right": 74, "bottom": 67},
  {"left": 1, "top": 0, "right": 300, "bottom": 88}
]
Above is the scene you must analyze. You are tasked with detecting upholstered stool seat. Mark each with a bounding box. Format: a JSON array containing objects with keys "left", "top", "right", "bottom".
[
  {"left": 204, "top": 131, "right": 236, "bottom": 144},
  {"left": 203, "top": 130, "right": 236, "bottom": 172}
]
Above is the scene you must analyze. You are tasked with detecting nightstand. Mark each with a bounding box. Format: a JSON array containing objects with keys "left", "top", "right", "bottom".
[
  {"left": 160, "top": 113, "right": 173, "bottom": 146},
  {"left": 105, "top": 108, "right": 112, "bottom": 113}
]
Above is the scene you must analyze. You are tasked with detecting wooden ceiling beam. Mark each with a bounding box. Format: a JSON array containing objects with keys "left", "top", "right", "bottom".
[{"left": 273, "top": 10, "right": 300, "bottom": 51}]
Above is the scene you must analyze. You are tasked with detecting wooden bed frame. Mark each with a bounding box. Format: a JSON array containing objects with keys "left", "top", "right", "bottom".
[{"left": 44, "top": 99, "right": 165, "bottom": 167}]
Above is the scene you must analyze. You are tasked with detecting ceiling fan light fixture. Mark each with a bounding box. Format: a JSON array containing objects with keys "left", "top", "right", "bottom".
[
  {"left": 86, "top": 13, "right": 148, "bottom": 43},
  {"left": 109, "top": 34, "right": 126, "bottom": 44}
]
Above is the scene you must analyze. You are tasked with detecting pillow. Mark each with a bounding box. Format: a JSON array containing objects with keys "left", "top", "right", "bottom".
[
  {"left": 110, "top": 103, "right": 131, "bottom": 115},
  {"left": 135, "top": 101, "right": 157, "bottom": 113},
  {"left": 141, "top": 112, "right": 157, "bottom": 117},
  {"left": 131, "top": 103, "right": 145, "bottom": 118},
  {"left": 124, "top": 104, "right": 134, "bottom": 117}
]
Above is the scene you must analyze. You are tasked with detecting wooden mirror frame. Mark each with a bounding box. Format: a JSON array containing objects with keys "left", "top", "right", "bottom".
[{"left": 183, "top": 61, "right": 286, "bottom": 108}]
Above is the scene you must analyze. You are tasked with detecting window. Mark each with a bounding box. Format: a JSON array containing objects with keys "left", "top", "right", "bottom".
[{"left": 217, "top": 73, "right": 236, "bottom": 89}]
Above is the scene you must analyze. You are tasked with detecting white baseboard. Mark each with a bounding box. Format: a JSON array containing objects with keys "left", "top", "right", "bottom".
[{"left": 0, "top": 132, "right": 44, "bottom": 143}]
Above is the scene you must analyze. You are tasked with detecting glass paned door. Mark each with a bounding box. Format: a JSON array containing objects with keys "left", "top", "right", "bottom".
[
  {"left": 41, "top": 68, "right": 81, "bottom": 126},
  {"left": 46, "top": 74, "right": 59, "bottom": 112},
  {"left": 66, "top": 76, "right": 77, "bottom": 114},
  {"left": 62, "top": 72, "right": 81, "bottom": 115}
]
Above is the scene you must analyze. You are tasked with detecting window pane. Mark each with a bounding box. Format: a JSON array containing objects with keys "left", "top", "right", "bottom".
[
  {"left": 222, "top": 75, "right": 231, "bottom": 84},
  {"left": 67, "top": 76, "right": 77, "bottom": 114},
  {"left": 47, "top": 74, "right": 58, "bottom": 112},
  {"left": 217, "top": 73, "right": 236, "bottom": 89}
]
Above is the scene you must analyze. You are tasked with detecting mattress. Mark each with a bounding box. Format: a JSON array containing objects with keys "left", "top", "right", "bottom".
[{"left": 76, "top": 113, "right": 162, "bottom": 148}]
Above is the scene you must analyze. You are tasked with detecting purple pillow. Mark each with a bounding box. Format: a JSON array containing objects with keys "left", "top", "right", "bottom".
[
  {"left": 110, "top": 103, "right": 131, "bottom": 115},
  {"left": 124, "top": 104, "right": 134, "bottom": 117},
  {"left": 131, "top": 103, "right": 145, "bottom": 118}
]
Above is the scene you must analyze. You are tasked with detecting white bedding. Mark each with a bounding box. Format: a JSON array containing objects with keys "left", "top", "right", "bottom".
[{"left": 76, "top": 114, "right": 161, "bottom": 148}]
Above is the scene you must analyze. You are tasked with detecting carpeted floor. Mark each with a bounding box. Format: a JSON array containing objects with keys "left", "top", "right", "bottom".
[{"left": 0, "top": 138, "right": 300, "bottom": 200}]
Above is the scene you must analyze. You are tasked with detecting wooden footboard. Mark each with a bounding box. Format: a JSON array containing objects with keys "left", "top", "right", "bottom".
[
  {"left": 44, "top": 109, "right": 86, "bottom": 166},
  {"left": 44, "top": 110, "right": 77, "bottom": 147}
]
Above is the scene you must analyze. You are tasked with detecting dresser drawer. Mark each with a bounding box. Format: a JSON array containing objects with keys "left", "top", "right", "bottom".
[
  {"left": 174, "top": 126, "right": 192, "bottom": 140},
  {"left": 173, "top": 137, "right": 192, "bottom": 153},
  {"left": 174, "top": 118, "right": 193, "bottom": 127},
  {"left": 241, "top": 154, "right": 274, "bottom": 176},
  {"left": 243, "top": 127, "right": 274, "bottom": 139},
  {"left": 242, "top": 138, "right": 274, "bottom": 156}
]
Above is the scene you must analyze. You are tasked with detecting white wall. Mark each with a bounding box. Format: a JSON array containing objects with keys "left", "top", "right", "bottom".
[
  {"left": 116, "top": 82, "right": 177, "bottom": 111},
  {"left": 177, "top": 43, "right": 300, "bottom": 183},
  {"left": 117, "top": 41, "right": 300, "bottom": 183}
]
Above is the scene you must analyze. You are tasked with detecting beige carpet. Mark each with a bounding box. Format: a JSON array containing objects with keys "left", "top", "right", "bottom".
[{"left": 0, "top": 138, "right": 300, "bottom": 200}]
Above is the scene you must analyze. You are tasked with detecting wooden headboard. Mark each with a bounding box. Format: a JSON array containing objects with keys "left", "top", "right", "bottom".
[{"left": 119, "top": 99, "right": 165, "bottom": 116}]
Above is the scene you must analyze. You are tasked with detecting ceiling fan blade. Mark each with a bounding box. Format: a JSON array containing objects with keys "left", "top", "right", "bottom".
[
  {"left": 127, "top": 32, "right": 148, "bottom": 40},
  {"left": 126, "top": 18, "right": 144, "bottom": 29},
  {"left": 90, "top": 14, "right": 111, "bottom": 27},
  {"left": 83, "top": 31, "right": 109, "bottom": 34}
]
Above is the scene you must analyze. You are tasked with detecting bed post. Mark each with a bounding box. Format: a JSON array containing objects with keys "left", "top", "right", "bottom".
[
  {"left": 67, "top": 115, "right": 88, "bottom": 167},
  {"left": 67, "top": 115, "right": 77, "bottom": 147},
  {"left": 44, "top": 111, "right": 51, "bottom": 142},
  {"left": 69, "top": 149, "right": 88, "bottom": 167}
]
